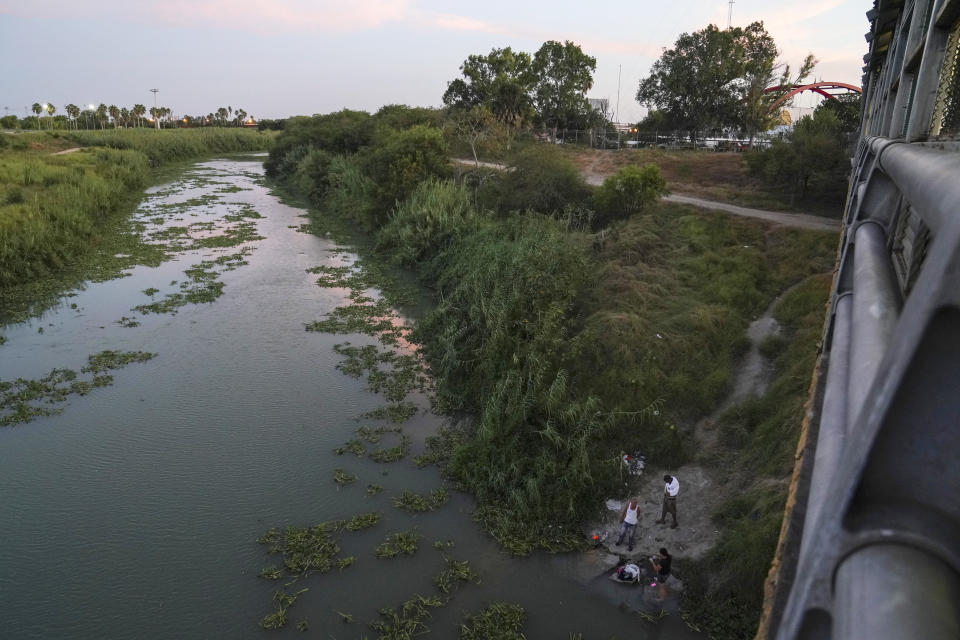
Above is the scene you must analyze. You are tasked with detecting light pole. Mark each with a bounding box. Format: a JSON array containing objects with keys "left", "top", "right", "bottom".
[{"left": 150, "top": 88, "right": 159, "bottom": 129}]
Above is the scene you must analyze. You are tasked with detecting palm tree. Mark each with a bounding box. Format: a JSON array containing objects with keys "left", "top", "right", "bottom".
[
  {"left": 31, "top": 102, "right": 42, "bottom": 129},
  {"left": 108, "top": 105, "right": 120, "bottom": 128},
  {"left": 120, "top": 107, "right": 130, "bottom": 128},
  {"left": 96, "top": 103, "right": 108, "bottom": 130},
  {"left": 217, "top": 107, "right": 228, "bottom": 126},
  {"left": 45, "top": 103, "right": 56, "bottom": 129},
  {"left": 236, "top": 108, "right": 247, "bottom": 126},
  {"left": 132, "top": 104, "right": 146, "bottom": 128},
  {"left": 65, "top": 104, "right": 80, "bottom": 130}
]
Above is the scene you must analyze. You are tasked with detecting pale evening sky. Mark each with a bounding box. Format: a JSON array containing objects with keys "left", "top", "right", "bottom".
[{"left": 0, "top": 0, "right": 870, "bottom": 124}]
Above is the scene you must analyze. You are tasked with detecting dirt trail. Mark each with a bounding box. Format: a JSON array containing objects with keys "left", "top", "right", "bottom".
[
  {"left": 52, "top": 147, "right": 81, "bottom": 155},
  {"left": 453, "top": 157, "right": 840, "bottom": 232}
]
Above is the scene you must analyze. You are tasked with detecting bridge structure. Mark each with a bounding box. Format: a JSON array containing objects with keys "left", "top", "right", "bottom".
[
  {"left": 763, "top": 81, "right": 863, "bottom": 111},
  {"left": 760, "top": 0, "right": 960, "bottom": 638}
]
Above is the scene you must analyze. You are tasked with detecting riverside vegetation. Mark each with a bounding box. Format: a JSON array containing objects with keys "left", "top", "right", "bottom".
[
  {"left": 0, "top": 128, "right": 271, "bottom": 323},
  {"left": 266, "top": 105, "right": 839, "bottom": 639}
]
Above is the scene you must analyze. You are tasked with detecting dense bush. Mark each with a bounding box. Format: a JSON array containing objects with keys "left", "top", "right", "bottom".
[
  {"left": 481, "top": 145, "right": 590, "bottom": 215},
  {"left": 291, "top": 147, "right": 334, "bottom": 205},
  {"left": 265, "top": 110, "right": 373, "bottom": 176},
  {"left": 593, "top": 163, "right": 668, "bottom": 228},
  {"left": 746, "top": 109, "right": 849, "bottom": 207},
  {"left": 361, "top": 125, "right": 450, "bottom": 219},
  {"left": 376, "top": 179, "right": 482, "bottom": 267}
]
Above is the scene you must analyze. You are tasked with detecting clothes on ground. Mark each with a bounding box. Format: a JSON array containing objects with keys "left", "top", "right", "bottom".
[{"left": 617, "top": 564, "right": 640, "bottom": 581}]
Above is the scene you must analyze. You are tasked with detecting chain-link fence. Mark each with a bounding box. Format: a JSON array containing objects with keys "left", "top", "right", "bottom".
[{"left": 520, "top": 127, "right": 774, "bottom": 151}]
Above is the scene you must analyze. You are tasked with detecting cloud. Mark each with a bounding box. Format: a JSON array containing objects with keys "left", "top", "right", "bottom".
[{"left": 0, "top": 0, "right": 412, "bottom": 34}]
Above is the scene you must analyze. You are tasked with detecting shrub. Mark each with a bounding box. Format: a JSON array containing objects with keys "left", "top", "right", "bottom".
[
  {"left": 0, "top": 115, "right": 19, "bottom": 129},
  {"left": 592, "top": 163, "right": 668, "bottom": 228},
  {"left": 376, "top": 179, "right": 480, "bottom": 267},
  {"left": 291, "top": 147, "right": 334, "bottom": 205},
  {"left": 483, "top": 146, "right": 591, "bottom": 215},
  {"left": 323, "top": 154, "right": 379, "bottom": 230},
  {"left": 361, "top": 125, "right": 450, "bottom": 220},
  {"left": 265, "top": 110, "right": 373, "bottom": 177}
]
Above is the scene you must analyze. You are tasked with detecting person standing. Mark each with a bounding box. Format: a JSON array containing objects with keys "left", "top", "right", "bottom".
[
  {"left": 616, "top": 497, "right": 640, "bottom": 551},
  {"left": 656, "top": 474, "right": 679, "bottom": 528}
]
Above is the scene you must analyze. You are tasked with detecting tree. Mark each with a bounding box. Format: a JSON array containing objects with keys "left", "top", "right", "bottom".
[
  {"left": 447, "top": 105, "right": 499, "bottom": 166},
  {"left": 120, "top": 107, "right": 130, "bottom": 128},
  {"left": 748, "top": 109, "right": 848, "bottom": 205},
  {"left": 65, "top": 104, "right": 80, "bottom": 129},
  {"left": 96, "top": 103, "right": 108, "bottom": 130},
  {"left": 444, "top": 46, "right": 536, "bottom": 147},
  {"left": 108, "top": 105, "right": 120, "bottom": 129},
  {"left": 45, "top": 103, "right": 56, "bottom": 129},
  {"left": 217, "top": 107, "right": 228, "bottom": 126},
  {"left": 531, "top": 40, "right": 596, "bottom": 137},
  {"left": 814, "top": 92, "right": 861, "bottom": 134},
  {"left": 743, "top": 54, "right": 817, "bottom": 145},
  {"left": 637, "top": 22, "right": 779, "bottom": 142},
  {"left": 31, "top": 103, "right": 42, "bottom": 129},
  {"left": 132, "top": 104, "right": 146, "bottom": 128}
]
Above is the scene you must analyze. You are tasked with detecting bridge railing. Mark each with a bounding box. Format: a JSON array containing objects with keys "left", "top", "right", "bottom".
[{"left": 764, "top": 0, "right": 960, "bottom": 638}]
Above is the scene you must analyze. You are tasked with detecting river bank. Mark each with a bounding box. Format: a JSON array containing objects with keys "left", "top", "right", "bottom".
[{"left": 0, "top": 155, "right": 706, "bottom": 638}]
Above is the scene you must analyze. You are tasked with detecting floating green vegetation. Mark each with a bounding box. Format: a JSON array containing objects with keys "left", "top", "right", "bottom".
[
  {"left": 333, "top": 438, "right": 366, "bottom": 457},
  {"left": 1, "top": 350, "right": 156, "bottom": 426},
  {"left": 296, "top": 619, "right": 309, "bottom": 632},
  {"left": 374, "top": 530, "right": 422, "bottom": 558},
  {"left": 333, "top": 468, "right": 356, "bottom": 487},
  {"left": 131, "top": 251, "right": 248, "bottom": 316},
  {"left": 413, "top": 426, "right": 463, "bottom": 468},
  {"left": 257, "top": 523, "right": 347, "bottom": 576},
  {"left": 361, "top": 402, "right": 418, "bottom": 424},
  {"left": 336, "top": 611, "right": 354, "bottom": 623},
  {"left": 370, "top": 433, "right": 411, "bottom": 463},
  {"left": 82, "top": 350, "right": 155, "bottom": 373},
  {"left": 333, "top": 342, "right": 428, "bottom": 402},
  {"left": 0, "top": 336, "right": 6, "bottom": 346},
  {"left": 142, "top": 287, "right": 159, "bottom": 296},
  {"left": 459, "top": 602, "right": 527, "bottom": 640},
  {"left": 369, "top": 595, "right": 445, "bottom": 639},
  {"left": 343, "top": 511, "right": 381, "bottom": 531},
  {"left": 366, "top": 483, "right": 384, "bottom": 495},
  {"left": 217, "top": 184, "right": 250, "bottom": 193},
  {"left": 336, "top": 556, "right": 356, "bottom": 570},
  {"left": 304, "top": 300, "right": 401, "bottom": 342},
  {"left": 434, "top": 556, "right": 480, "bottom": 594},
  {"left": 356, "top": 424, "right": 392, "bottom": 443},
  {"left": 260, "top": 587, "right": 308, "bottom": 630},
  {"left": 392, "top": 488, "right": 448, "bottom": 513}
]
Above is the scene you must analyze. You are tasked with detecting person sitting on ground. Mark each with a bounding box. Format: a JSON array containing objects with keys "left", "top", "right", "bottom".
[
  {"left": 615, "top": 496, "right": 640, "bottom": 551},
  {"left": 649, "top": 547, "right": 672, "bottom": 599}
]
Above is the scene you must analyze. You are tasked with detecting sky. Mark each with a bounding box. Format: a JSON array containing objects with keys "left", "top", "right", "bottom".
[{"left": 0, "top": 0, "right": 871, "bottom": 124}]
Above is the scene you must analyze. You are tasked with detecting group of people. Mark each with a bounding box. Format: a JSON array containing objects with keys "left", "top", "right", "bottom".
[
  {"left": 612, "top": 474, "right": 680, "bottom": 596},
  {"left": 615, "top": 474, "right": 680, "bottom": 550}
]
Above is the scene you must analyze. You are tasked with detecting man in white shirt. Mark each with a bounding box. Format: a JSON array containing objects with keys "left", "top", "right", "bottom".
[{"left": 656, "top": 474, "right": 679, "bottom": 529}]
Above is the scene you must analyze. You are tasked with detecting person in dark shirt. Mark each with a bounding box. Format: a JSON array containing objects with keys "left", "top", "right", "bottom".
[{"left": 649, "top": 547, "right": 672, "bottom": 599}]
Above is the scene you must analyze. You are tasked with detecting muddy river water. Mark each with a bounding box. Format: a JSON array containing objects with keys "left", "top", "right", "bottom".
[{"left": 0, "top": 156, "right": 704, "bottom": 639}]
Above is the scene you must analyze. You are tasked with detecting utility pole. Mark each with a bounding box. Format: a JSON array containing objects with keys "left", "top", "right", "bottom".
[
  {"left": 728, "top": 0, "right": 735, "bottom": 28},
  {"left": 616, "top": 64, "right": 621, "bottom": 126},
  {"left": 150, "top": 88, "right": 159, "bottom": 129}
]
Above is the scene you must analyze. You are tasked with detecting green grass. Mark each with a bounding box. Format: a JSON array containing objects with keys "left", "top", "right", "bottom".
[
  {"left": 681, "top": 273, "right": 833, "bottom": 640},
  {"left": 0, "top": 129, "right": 271, "bottom": 318}
]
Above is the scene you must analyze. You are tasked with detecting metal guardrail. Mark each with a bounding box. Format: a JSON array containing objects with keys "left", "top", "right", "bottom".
[{"left": 763, "top": 0, "right": 960, "bottom": 638}]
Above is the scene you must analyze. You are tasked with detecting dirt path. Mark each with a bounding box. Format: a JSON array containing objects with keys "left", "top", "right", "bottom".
[
  {"left": 453, "top": 157, "right": 840, "bottom": 232},
  {"left": 52, "top": 147, "right": 81, "bottom": 155}
]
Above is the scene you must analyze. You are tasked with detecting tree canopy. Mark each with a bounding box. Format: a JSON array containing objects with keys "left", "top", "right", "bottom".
[
  {"left": 443, "top": 41, "right": 598, "bottom": 134},
  {"left": 636, "top": 22, "right": 781, "bottom": 140}
]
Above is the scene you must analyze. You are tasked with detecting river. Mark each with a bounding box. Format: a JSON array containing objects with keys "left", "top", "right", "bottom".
[{"left": 0, "top": 155, "right": 702, "bottom": 639}]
